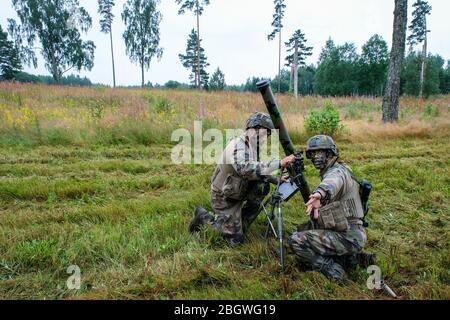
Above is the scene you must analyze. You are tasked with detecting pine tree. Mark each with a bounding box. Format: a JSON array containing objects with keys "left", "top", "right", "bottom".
[
  {"left": 175, "top": 0, "right": 210, "bottom": 89},
  {"left": 179, "top": 29, "right": 209, "bottom": 89},
  {"left": 122, "top": 0, "right": 163, "bottom": 88},
  {"left": 407, "top": 0, "right": 432, "bottom": 98},
  {"left": 382, "top": 0, "right": 408, "bottom": 123},
  {"left": 98, "top": 0, "right": 116, "bottom": 87},
  {"left": 209, "top": 67, "right": 225, "bottom": 91},
  {"left": 267, "top": 0, "right": 286, "bottom": 93},
  {"left": 284, "top": 29, "right": 313, "bottom": 97},
  {"left": 319, "top": 38, "right": 336, "bottom": 63}
]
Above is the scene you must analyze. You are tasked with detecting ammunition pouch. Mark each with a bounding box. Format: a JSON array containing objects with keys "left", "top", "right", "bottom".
[
  {"left": 317, "top": 201, "right": 350, "bottom": 232},
  {"left": 212, "top": 166, "right": 248, "bottom": 201},
  {"left": 222, "top": 174, "right": 248, "bottom": 200},
  {"left": 317, "top": 185, "right": 364, "bottom": 232}
]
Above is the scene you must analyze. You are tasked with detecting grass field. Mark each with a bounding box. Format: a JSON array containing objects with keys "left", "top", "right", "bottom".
[{"left": 0, "top": 83, "right": 449, "bottom": 300}]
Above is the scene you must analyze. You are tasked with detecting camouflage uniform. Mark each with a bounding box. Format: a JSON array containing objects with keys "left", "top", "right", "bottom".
[
  {"left": 289, "top": 136, "right": 367, "bottom": 280},
  {"left": 203, "top": 134, "right": 280, "bottom": 245},
  {"left": 190, "top": 113, "right": 281, "bottom": 246}
]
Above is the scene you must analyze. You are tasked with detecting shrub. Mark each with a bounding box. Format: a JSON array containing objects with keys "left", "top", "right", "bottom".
[
  {"left": 304, "top": 102, "right": 343, "bottom": 137},
  {"left": 344, "top": 101, "right": 377, "bottom": 119},
  {"left": 423, "top": 104, "right": 439, "bottom": 119},
  {"left": 153, "top": 96, "right": 173, "bottom": 113}
]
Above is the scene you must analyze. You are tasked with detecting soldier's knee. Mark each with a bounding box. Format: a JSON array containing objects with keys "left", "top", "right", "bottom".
[{"left": 289, "top": 232, "right": 309, "bottom": 249}]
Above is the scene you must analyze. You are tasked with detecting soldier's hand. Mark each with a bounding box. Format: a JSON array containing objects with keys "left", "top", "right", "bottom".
[
  {"left": 280, "top": 175, "right": 289, "bottom": 183},
  {"left": 280, "top": 155, "right": 296, "bottom": 168},
  {"left": 306, "top": 193, "right": 321, "bottom": 220}
]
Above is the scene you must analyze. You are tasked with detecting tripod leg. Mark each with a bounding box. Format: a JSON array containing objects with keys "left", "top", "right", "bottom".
[
  {"left": 263, "top": 201, "right": 278, "bottom": 239},
  {"left": 277, "top": 201, "right": 284, "bottom": 272}
]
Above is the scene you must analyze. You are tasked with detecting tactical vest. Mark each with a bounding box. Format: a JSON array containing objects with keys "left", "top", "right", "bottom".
[
  {"left": 317, "top": 165, "right": 364, "bottom": 231},
  {"left": 211, "top": 137, "right": 249, "bottom": 200}
]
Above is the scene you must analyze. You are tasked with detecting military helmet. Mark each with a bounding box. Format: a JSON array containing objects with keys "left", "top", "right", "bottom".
[
  {"left": 246, "top": 112, "right": 275, "bottom": 130},
  {"left": 305, "top": 135, "right": 339, "bottom": 159}
]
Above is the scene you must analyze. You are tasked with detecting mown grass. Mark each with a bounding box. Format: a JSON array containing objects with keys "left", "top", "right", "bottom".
[{"left": 0, "top": 83, "right": 449, "bottom": 300}]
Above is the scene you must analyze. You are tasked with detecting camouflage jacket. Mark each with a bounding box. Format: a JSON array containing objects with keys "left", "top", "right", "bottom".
[
  {"left": 211, "top": 134, "right": 280, "bottom": 198},
  {"left": 314, "top": 161, "right": 364, "bottom": 224}
]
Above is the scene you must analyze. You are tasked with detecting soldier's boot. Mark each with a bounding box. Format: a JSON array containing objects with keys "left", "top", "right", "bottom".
[
  {"left": 356, "top": 251, "right": 376, "bottom": 268},
  {"left": 224, "top": 234, "right": 245, "bottom": 247},
  {"left": 312, "top": 256, "right": 348, "bottom": 282},
  {"left": 333, "top": 252, "right": 376, "bottom": 273},
  {"left": 189, "top": 207, "right": 214, "bottom": 233}
]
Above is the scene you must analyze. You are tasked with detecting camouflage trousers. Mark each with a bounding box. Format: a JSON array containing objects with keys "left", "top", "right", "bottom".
[
  {"left": 201, "top": 182, "right": 268, "bottom": 245},
  {"left": 289, "top": 224, "right": 367, "bottom": 277}
]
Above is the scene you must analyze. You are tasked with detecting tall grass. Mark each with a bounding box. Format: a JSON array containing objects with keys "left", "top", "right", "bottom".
[
  {"left": 0, "top": 82, "right": 448, "bottom": 147},
  {"left": 0, "top": 83, "right": 449, "bottom": 300}
]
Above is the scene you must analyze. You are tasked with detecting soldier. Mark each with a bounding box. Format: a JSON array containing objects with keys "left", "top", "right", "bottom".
[
  {"left": 289, "top": 135, "right": 371, "bottom": 281},
  {"left": 189, "top": 112, "right": 296, "bottom": 246}
]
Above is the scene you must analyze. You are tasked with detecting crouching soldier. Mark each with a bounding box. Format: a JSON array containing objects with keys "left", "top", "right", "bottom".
[
  {"left": 289, "top": 135, "right": 371, "bottom": 281},
  {"left": 189, "top": 112, "right": 296, "bottom": 246}
]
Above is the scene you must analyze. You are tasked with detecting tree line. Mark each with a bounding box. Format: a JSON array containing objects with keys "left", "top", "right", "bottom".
[{"left": 0, "top": 1, "right": 448, "bottom": 99}]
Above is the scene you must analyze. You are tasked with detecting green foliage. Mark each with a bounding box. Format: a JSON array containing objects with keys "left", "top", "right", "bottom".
[
  {"left": 441, "top": 61, "right": 450, "bottom": 94},
  {"left": 0, "top": 24, "right": 22, "bottom": 80},
  {"left": 304, "top": 102, "right": 343, "bottom": 137},
  {"left": 179, "top": 29, "right": 209, "bottom": 89},
  {"left": 1, "top": 137, "right": 448, "bottom": 299},
  {"left": 175, "top": 0, "right": 210, "bottom": 16},
  {"left": 344, "top": 101, "right": 377, "bottom": 119},
  {"left": 97, "top": 0, "right": 115, "bottom": 33},
  {"left": 14, "top": 240, "right": 59, "bottom": 268},
  {"left": 87, "top": 101, "right": 105, "bottom": 120},
  {"left": 298, "top": 65, "right": 316, "bottom": 95},
  {"left": 153, "top": 96, "right": 173, "bottom": 113},
  {"left": 10, "top": 0, "right": 95, "bottom": 83},
  {"left": 408, "top": 0, "right": 432, "bottom": 47},
  {"left": 284, "top": 29, "right": 313, "bottom": 68},
  {"left": 315, "top": 40, "right": 359, "bottom": 96},
  {"left": 402, "top": 52, "right": 444, "bottom": 97},
  {"left": 358, "top": 34, "right": 389, "bottom": 96},
  {"left": 175, "top": 0, "right": 210, "bottom": 89},
  {"left": 122, "top": 0, "right": 163, "bottom": 87},
  {"left": 267, "top": 0, "right": 286, "bottom": 41},
  {"left": 423, "top": 104, "right": 439, "bottom": 119},
  {"left": 13, "top": 72, "right": 92, "bottom": 86},
  {"left": 209, "top": 68, "right": 226, "bottom": 91},
  {"left": 164, "top": 80, "right": 189, "bottom": 89},
  {"left": 271, "top": 69, "right": 290, "bottom": 93},
  {"left": 242, "top": 77, "right": 263, "bottom": 92}
]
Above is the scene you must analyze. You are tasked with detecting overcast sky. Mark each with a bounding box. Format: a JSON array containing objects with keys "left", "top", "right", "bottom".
[{"left": 1, "top": 0, "right": 449, "bottom": 86}]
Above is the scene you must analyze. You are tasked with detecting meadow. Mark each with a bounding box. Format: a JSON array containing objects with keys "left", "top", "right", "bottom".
[{"left": 0, "top": 82, "right": 449, "bottom": 299}]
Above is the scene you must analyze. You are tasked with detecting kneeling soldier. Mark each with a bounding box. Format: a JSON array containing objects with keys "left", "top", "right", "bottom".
[
  {"left": 189, "top": 112, "right": 296, "bottom": 246},
  {"left": 289, "top": 135, "right": 368, "bottom": 281}
]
